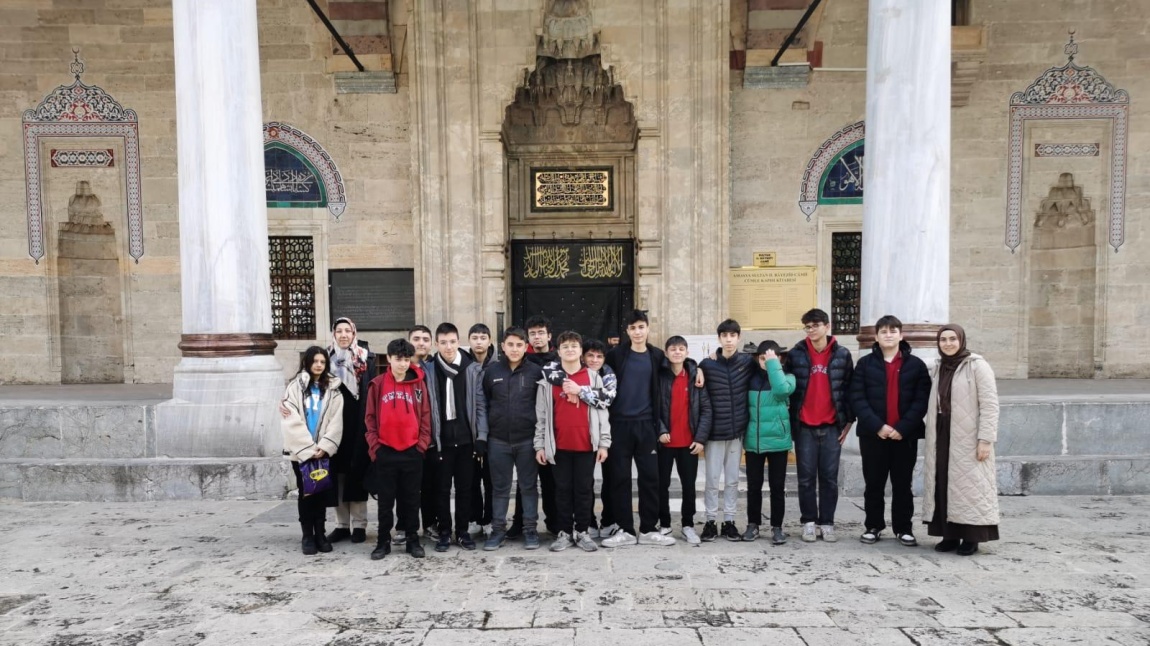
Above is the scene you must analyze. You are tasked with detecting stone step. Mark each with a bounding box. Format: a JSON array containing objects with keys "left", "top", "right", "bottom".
[{"left": 0, "top": 458, "right": 290, "bottom": 502}]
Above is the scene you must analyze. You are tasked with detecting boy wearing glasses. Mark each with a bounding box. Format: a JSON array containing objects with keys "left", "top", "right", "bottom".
[{"left": 788, "top": 308, "right": 855, "bottom": 543}]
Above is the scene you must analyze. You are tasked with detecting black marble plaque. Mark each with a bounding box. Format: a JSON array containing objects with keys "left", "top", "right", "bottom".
[{"left": 329, "top": 269, "right": 415, "bottom": 331}]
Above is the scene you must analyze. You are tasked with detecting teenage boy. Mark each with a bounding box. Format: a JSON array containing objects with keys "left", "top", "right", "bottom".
[
  {"left": 510, "top": 315, "right": 558, "bottom": 537},
  {"left": 848, "top": 315, "right": 931, "bottom": 547},
  {"left": 475, "top": 328, "right": 545, "bottom": 550},
  {"left": 465, "top": 323, "right": 494, "bottom": 537},
  {"left": 789, "top": 308, "right": 855, "bottom": 543},
  {"left": 601, "top": 310, "right": 676, "bottom": 547},
  {"left": 697, "top": 319, "right": 755, "bottom": 542},
  {"left": 365, "top": 339, "right": 431, "bottom": 560},
  {"left": 424, "top": 323, "right": 480, "bottom": 552},
  {"left": 536, "top": 331, "right": 612, "bottom": 553},
  {"left": 657, "top": 335, "right": 712, "bottom": 545},
  {"left": 396, "top": 325, "right": 436, "bottom": 546}
]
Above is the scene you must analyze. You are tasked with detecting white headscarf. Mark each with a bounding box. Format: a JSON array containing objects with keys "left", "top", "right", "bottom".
[{"left": 328, "top": 317, "right": 369, "bottom": 399}]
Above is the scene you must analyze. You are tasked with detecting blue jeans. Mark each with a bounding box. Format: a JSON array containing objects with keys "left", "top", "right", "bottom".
[
  {"left": 795, "top": 424, "right": 841, "bottom": 525},
  {"left": 488, "top": 437, "right": 538, "bottom": 531}
]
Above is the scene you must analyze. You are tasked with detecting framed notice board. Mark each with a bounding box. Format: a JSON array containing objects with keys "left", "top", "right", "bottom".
[
  {"left": 728, "top": 266, "right": 817, "bottom": 330},
  {"left": 329, "top": 269, "right": 415, "bottom": 331}
]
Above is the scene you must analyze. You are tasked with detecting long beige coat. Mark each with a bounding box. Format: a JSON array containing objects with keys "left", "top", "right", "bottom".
[{"left": 922, "top": 353, "right": 1000, "bottom": 526}]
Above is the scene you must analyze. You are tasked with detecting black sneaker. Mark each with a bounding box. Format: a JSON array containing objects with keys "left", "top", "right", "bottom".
[
  {"left": 314, "top": 533, "right": 333, "bottom": 553},
  {"left": 721, "top": 521, "right": 741, "bottom": 541},
  {"left": 301, "top": 536, "right": 318, "bottom": 555},
  {"left": 457, "top": 531, "right": 476, "bottom": 551},
  {"left": 506, "top": 523, "right": 524, "bottom": 540},
  {"left": 860, "top": 528, "right": 880, "bottom": 544},
  {"left": 350, "top": 528, "right": 367, "bottom": 544},
  {"left": 326, "top": 527, "right": 351, "bottom": 543},
  {"left": 523, "top": 528, "right": 541, "bottom": 550},
  {"left": 435, "top": 531, "right": 452, "bottom": 552},
  {"left": 370, "top": 541, "right": 391, "bottom": 560},
  {"left": 406, "top": 540, "right": 426, "bottom": 558},
  {"left": 701, "top": 521, "right": 718, "bottom": 542}
]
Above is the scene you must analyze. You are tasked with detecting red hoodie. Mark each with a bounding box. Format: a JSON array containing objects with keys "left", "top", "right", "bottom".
[{"left": 365, "top": 364, "right": 432, "bottom": 458}]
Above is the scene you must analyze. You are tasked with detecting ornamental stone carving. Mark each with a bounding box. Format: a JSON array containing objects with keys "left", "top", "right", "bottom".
[{"left": 1035, "top": 173, "right": 1094, "bottom": 229}]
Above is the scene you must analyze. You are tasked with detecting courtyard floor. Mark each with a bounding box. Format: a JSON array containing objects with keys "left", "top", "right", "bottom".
[{"left": 0, "top": 495, "right": 1147, "bottom": 646}]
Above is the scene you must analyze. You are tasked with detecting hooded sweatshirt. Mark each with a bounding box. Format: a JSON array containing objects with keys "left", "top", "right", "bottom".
[{"left": 365, "top": 364, "right": 433, "bottom": 458}]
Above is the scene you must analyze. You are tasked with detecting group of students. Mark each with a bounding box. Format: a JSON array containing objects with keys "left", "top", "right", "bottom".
[{"left": 281, "top": 308, "right": 1001, "bottom": 560}]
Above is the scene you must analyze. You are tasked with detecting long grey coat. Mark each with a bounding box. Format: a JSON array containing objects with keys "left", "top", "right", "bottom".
[{"left": 922, "top": 353, "right": 1000, "bottom": 526}]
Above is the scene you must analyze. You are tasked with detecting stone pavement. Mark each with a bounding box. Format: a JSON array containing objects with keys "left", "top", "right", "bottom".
[{"left": 1, "top": 496, "right": 1148, "bottom": 646}]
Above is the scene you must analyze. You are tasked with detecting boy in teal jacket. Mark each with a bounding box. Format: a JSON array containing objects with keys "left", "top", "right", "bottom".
[{"left": 743, "top": 341, "right": 796, "bottom": 544}]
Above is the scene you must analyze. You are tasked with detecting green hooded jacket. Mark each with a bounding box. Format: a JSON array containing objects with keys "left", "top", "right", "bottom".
[{"left": 744, "top": 357, "right": 796, "bottom": 454}]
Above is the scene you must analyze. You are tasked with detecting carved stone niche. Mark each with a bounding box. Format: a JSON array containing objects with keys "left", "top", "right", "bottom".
[
  {"left": 502, "top": 0, "right": 637, "bottom": 152},
  {"left": 1033, "top": 172, "right": 1095, "bottom": 249}
]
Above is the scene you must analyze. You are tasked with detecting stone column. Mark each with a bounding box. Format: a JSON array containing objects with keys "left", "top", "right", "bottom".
[
  {"left": 156, "top": 0, "right": 284, "bottom": 458},
  {"left": 858, "top": 1, "right": 950, "bottom": 351}
]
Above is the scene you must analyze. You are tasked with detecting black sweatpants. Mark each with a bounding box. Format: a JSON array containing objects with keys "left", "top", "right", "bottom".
[
  {"left": 598, "top": 457, "right": 615, "bottom": 528},
  {"left": 417, "top": 445, "right": 439, "bottom": 532},
  {"left": 512, "top": 463, "right": 557, "bottom": 533},
  {"left": 292, "top": 460, "right": 333, "bottom": 537},
  {"left": 470, "top": 454, "right": 493, "bottom": 526},
  {"left": 657, "top": 445, "right": 699, "bottom": 528},
  {"left": 436, "top": 444, "right": 475, "bottom": 535},
  {"left": 609, "top": 419, "right": 660, "bottom": 535},
  {"left": 745, "top": 450, "right": 789, "bottom": 528},
  {"left": 860, "top": 435, "right": 918, "bottom": 534},
  {"left": 553, "top": 450, "right": 596, "bottom": 535},
  {"left": 374, "top": 446, "right": 423, "bottom": 537}
]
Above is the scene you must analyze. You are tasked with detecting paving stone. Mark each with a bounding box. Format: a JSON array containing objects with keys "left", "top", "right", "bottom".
[
  {"left": 573, "top": 627, "right": 702, "bottom": 646},
  {"left": 829, "top": 609, "right": 942, "bottom": 628},
  {"left": 1005, "top": 610, "right": 1147, "bottom": 627},
  {"left": 796, "top": 627, "right": 917, "bottom": 645},
  {"left": 662, "top": 610, "right": 733, "bottom": 627},
  {"left": 423, "top": 628, "right": 575, "bottom": 646},
  {"left": 931, "top": 610, "right": 1020, "bottom": 628},
  {"left": 902, "top": 627, "right": 1005, "bottom": 645},
  {"left": 996, "top": 627, "right": 1150, "bottom": 646},
  {"left": 598, "top": 609, "right": 665, "bottom": 628},
  {"left": 728, "top": 611, "right": 835, "bottom": 627},
  {"left": 698, "top": 626, "right": 806, "bottom": 645},
  {"left": 533, "top": 610, "right": 599, "bottom": 628},
  {"left": 484, "top": 610, "right": 537, "bottom": 628}
]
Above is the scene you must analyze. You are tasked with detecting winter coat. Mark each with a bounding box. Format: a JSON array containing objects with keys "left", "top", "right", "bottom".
[
  {"left": 533, "top": 371, "right": 612, "bottom": 464},
  {"left": 281, "top": 372, "right": 345, "bottom": 463},
  {"left": 422, "top": 354, "right": 481, "bottom": 449},
  {"left": 922, "top": 353, "right": 1000, "bottom": 526},
  {"left": 744, "top": 358, "right": 796, "bottom": 454},
  {"left": 698, "top": 351, "right": 755, "bottom": 442},
  {"left": 330, "top": 353, "right": 376, "bottom": 502},
  {"left": 605, "top": 343, "right": 665, "bottom": 421},
  {"left": 476, "top": 358, "right": 544, "bottom": 444},
  {"left": 848, "top": 342, "right": 931, "bottom": 440},
  {"left": 788, "top": 337, "right": 855, "bottom": 431},
  {"left": 364, "top": 364, "right": 433, "bottom": 458},
  {"left": 656, "top": 358, "right": 713, "bottom": 443}
]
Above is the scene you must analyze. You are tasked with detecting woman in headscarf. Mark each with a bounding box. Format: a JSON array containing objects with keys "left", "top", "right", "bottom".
[
  {"left": 325, "top": 317, "right": 377, "bottom": 545},
  {"left": 922, "top": 324, "right": 1000, "bottom": 556}
]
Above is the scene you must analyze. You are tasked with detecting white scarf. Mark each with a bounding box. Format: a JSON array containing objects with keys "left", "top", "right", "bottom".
[{"left": 436, "top": 352, "right": 462, "bottom": 421}]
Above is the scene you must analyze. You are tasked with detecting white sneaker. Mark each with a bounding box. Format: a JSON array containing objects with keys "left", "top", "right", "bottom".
[
  {"left": 801, "top": 522, "right": 817, "bottom": 542},
  {"left": 601, "top": 530, "right": 638, "bottom": 547},
  {"left": 638, "top": 531, "right": 676, "bottom": 546},
  {"left": 574, "top": 531, "right": 598, "bottom": 552},
  {"left": 468, "top": 522, "right": 481, "bottom": 536},
  {"left": 586, "top": 526, "right": 600, "bottom": 539},
  {"left": 482, "top": 524, "right": 492, "bottom": 537},
  {"left": 599, "top": 523, "right": 620, "bottom": 538},
  {"left": 819, "top": 524, "right": 838, "bottom": 543},
  {"left": 550, "top": 531, "right": 574, "bottom": 552},
  {"left": 658, "top": 525, "right": 673, "bottom": 535},
  {"left": 681, "top": 525, "right": 701, "bottom": 545},
  {"left": 391, "top": 530, "right": 407, "bottom": 545}
]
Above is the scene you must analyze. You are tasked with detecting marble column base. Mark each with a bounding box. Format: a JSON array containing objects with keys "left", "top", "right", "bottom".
[
  {"left": 856, "top": 323, "right": 941, "bottom": 351},
  {"left": 156, "top": 356, "right": 285, "bottom": 458}
]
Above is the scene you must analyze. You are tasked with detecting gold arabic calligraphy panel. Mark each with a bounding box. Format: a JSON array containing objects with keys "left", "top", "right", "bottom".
[{"left": 531, "top": 167, "right": 613, "bottom": 211}]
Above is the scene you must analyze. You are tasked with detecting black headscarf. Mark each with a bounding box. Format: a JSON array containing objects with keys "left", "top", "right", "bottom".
[{"left": 936, "top": 324, "right": 970, "bottom": 415}]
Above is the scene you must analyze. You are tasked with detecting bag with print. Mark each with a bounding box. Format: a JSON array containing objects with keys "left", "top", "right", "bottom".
[{"left": 300, "top": 457, "right": 333, "bottom": 497}]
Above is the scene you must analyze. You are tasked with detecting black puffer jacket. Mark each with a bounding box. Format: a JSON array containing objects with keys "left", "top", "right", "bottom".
[
  {"left": 697, "top": 351, "right": 755, "bottom": 442},
  {"left": 789, "top": 337, "right": 855, "bottom": 431},
  {"left": 475, "top": 358, "right": 544, "bottom": 444},
  {"left": 848, "top": 341, "right": 931, "bottom": 440},
  {"left": 657, "top": 358, "right": 713, "bottom": 443}
]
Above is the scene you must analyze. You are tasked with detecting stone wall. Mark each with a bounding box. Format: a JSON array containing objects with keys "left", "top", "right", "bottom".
[
  {"left": 729, "top": 0, "right": 1150, "bottom": 377},
  {"left": 0, "top": 0, "right": 414, "bottom": 383}
]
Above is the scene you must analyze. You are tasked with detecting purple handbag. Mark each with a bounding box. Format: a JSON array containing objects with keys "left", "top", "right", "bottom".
[{"left": 300, "top": 457, "right": 333, "bottom": 497}]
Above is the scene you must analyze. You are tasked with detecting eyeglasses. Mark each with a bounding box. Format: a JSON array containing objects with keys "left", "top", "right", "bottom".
[{"left": 803, "top": 323, "right": 826, "bottom": 331}]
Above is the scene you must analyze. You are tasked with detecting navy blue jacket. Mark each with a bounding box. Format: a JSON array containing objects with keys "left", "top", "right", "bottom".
[
  {"left": 605, "top": 343, "right": 665, "bottom": 422},
  {"left": 848, "top": 341, "right": 931, "bottom": 440}
]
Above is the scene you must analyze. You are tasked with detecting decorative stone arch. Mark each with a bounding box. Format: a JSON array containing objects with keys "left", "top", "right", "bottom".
[
  {"left": 22, "top": 51, "right": 143, "bottom": 263},
  {"left": 263, "top": 122, "right": 347, "bottom": 219},
  {"left": 798, "top": 120, "right": 864, "bottom": 221},
  {"left": 1006, "top": 35, "right": 1129, "bottom": 252}
]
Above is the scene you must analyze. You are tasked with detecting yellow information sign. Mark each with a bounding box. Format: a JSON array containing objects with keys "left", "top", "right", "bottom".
[
  {"left": 728, "top": 266, "right": 817, "bottom": 330},
  {"left": 752, "top": 251, "right": 777, "bottom": 267}
]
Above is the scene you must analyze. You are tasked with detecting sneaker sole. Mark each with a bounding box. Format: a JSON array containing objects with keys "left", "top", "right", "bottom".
[
  {"left": 483, "top": 544, "right": 503, "bottom": 551},
  {"left": 860, "top": 536, "right": 878, "bottom": 544}
]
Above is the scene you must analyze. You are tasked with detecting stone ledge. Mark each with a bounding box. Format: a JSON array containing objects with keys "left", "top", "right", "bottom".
[{"left": 334, "top": 71, "right": 397, "bottom": 94}]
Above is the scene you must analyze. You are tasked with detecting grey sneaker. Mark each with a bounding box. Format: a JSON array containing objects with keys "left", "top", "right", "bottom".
[
  {"left": 601, "top": 530, "right": 638, "bottom": 547},
  {"left": 523, "top": 528, "right": 541, "bottom": 550},
  {"left": 658, "top": 525, "right": 673, "bottom": 535},
  {"left": 801, "top": 522, "right": 817, "bottom": 542},
  {"left": 550, "top": 531, "right": 574, "bottom": 552},
  {"left": 771, "top": 527, "right": 788, "bottom": 545},
  {"left": 599, "top": 523, "right": 620, "bottom": 538},
  {"left": 484, "top": 528, "right": 507, "bottom": 551},
  {"left": 819, "top": 524, "right": 838, "bottom": 543},
  {"left": 638, "top": 531, "right": 676, "bottom": 546},
  {"left": 467, "top": 522, "right": 481, "bottom": 536},
  {"left": 391, "top": 530, "right": 407, "bottom": 545},
  {"left": 574, "top": 531, "right": 598, "bottom": 552},
  {"left": 586, "top": 526, "right": 600, "bottom": 539},
  {"left": 681, "top": 525, "right": 701, "bottom": 545},
  {"left": 742, "top": 524, "right": 760, "bottom": 541}
]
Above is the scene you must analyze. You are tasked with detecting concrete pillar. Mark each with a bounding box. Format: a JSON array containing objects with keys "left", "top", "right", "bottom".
[
  {"left": 858, "top": 1, "right": 951, "bottom": 352},
  {"left": 156, "top": 0, "right": 284, "bottom": 458}
]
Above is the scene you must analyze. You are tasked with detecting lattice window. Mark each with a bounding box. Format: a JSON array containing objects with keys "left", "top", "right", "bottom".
[
  {"left": 269, "top": 236, "right": 316, "bottom": 340},
  {"left": 831, "top": 232, "right": 861, "bottom": 336}
]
